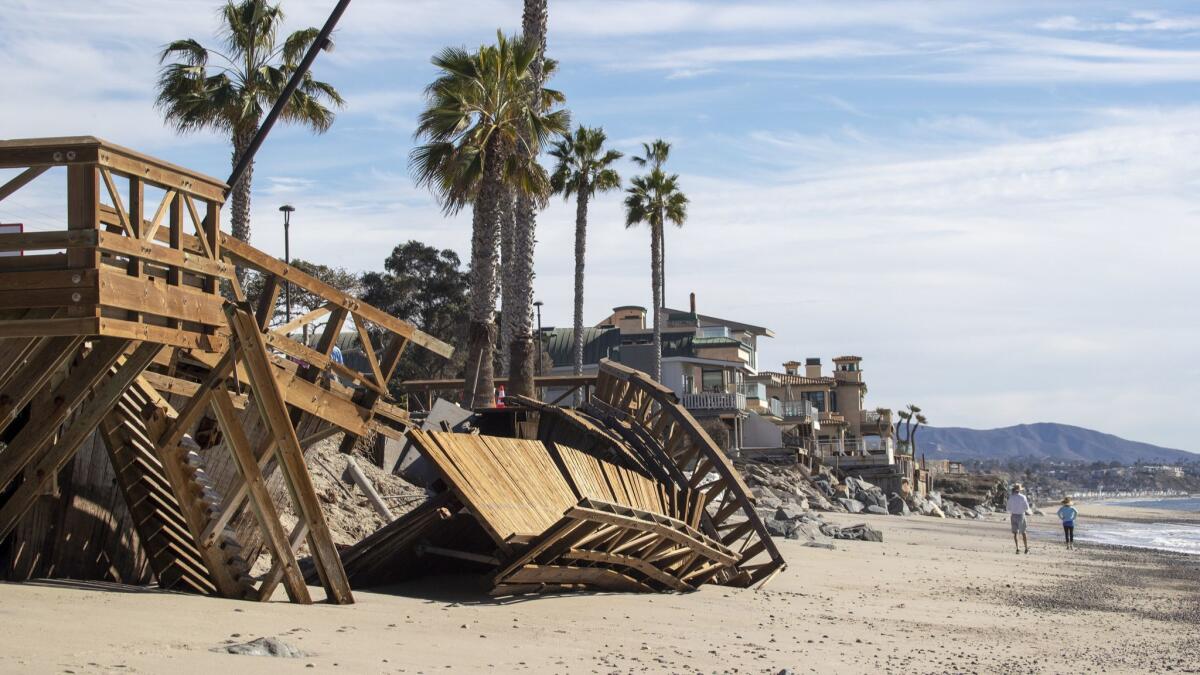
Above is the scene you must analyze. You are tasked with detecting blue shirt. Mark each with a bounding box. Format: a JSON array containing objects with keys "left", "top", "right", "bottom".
[
  {"left": 330, "top": 345, "right": 344, "bottom": 365},
  {"left": 1057, "top": 505, "right": 1078, "bottom": 523}
]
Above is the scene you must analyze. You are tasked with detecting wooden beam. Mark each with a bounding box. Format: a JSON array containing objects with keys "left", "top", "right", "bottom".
[
  {"left": 226, "top": 303, "right": 354, "bottom": 604},
  {"left": 210, "top": 384, "right": 312, "bottom": 604},
  {"left": 0, "top": 166, "right": 49, "bottom": 203}
]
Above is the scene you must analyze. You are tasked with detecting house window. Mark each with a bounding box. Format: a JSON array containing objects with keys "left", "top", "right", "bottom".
[
  {"left": 701, "top": 369, "right": 724, "bottom": 392},
  {"left": 803, "top": 391, "right": 826, "bottom": 412},
  {"left": 683, "top": 373, "right": 695, "bottom": 394}
]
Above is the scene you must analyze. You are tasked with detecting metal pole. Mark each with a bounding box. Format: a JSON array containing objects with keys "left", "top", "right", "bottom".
[
  {"left": 533, "top": 301, "right": 544, "bottom": 376},
  {"left": 279, "top": 205, "right": 295, "bottom": 329},
  {"left": 225, "top": 0, "right": 353, "bottom": 195}
]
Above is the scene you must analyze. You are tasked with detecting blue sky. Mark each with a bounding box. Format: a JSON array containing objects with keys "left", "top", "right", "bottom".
[{"left": 2, "top": 1, "right": 1199, "bottom": 451}]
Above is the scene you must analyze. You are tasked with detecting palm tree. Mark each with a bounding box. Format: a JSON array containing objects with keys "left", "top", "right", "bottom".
[
  {"left": 156, "top": 0, "right": 343, "bottom": 259},
  {"left": 632, "top": 141, "right": 673, "bottom": 305},
  {"left": 896, "top": 409, "right": 912, "bottom": 451},
  {"left": 410, "top": 32, "right": 567, "bottom": 408},
  {"left": 911, "top": 412, "right": 928, "bottom": 456},
  {"left": 502, "top": 0, "right": 552, "bottom": 398},
  {"left": 624, "top": 168, "right": 688, "bottom": 382},
  {"left": 549, "top": 126, "right": 623, "bottom": 393}
]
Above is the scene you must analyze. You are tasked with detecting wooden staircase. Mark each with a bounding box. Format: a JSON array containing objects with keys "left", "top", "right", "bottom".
[{"left": 99, "top": 379, "right": 257, "bottom": 599}]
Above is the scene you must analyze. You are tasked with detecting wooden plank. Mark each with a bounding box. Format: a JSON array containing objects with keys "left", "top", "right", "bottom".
[
  {"left": 0, "top": 230, "right": 96, "bottom": 253},
  {"left": 97, "top": 230, "right": 231, "bottom": 280},
  {"left": 0, "top": 268, "right": 98, "bottom": 292},
  {"left": 274, "top": 303, "right": 331, "bottom": 337},
  {"left": 211, "top": 384, "right": 311, "bottom": 604},
  {"left": 352, "top": 315, "right": 385, "bottom": 388},
  {"left": 97, "top": 316, "right": 225, "bottom": 352},
  {"left": 503, "top": 565, "right": 653, "bottom": 593},
  {"left": 97, "top": 268, "right": 225, "bottom": 326},
  {"left": 0, "top": 165, "right": 49, "bottom": 202},
  {"left": 561, "top": 549, "right": 692, "bottom": 592}
]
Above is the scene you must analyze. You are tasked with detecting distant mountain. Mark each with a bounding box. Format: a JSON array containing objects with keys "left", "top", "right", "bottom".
[{"left": 915, "top": 423, "right": 1198, "bottom": 464}]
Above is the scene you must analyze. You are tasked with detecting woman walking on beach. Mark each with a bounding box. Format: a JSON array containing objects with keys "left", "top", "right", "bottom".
[
  {"left": 1007, "top": 484, "right": 1031, "bottom": 554},
  {"left": 1057, "top": 497, "right": 1078, "bottom": 550}
]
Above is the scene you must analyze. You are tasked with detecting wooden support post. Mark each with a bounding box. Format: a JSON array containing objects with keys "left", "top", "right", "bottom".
[
  {"left": 210, "top": 384, "right": 312, "bottom": 604},
  {"left": 254, "top": 275, "right": 281, "bottom": 330},
  {"left": 226, "top": 302, "right": 354, "bottom": 604},
  {"left": 66, "top": 163, "right": 100, "bottom": 318}
]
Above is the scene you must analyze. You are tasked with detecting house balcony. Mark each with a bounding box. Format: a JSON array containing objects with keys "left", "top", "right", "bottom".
[
  {"left": 681, "top": 391, "right": 746, "bottom": 411},
  {"left": 780, "top": 399, "right": 816, "bottom": 422},
  {"left": 861, "top": 409, "right": 893, "bottom": 432},
  {"left": 815, "top": 437, "right": 895, "bottom": 466}
]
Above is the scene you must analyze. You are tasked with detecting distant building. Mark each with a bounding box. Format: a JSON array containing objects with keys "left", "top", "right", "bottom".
[
  {"left": 541, "top": 296, "right": 775, "bottom": 453},
  {"left": 1137, "top": 465, "right": 1185, "bottom": 478}
]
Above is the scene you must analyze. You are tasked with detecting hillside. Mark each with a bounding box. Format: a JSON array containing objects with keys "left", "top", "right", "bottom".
[{"left": 916, "top": 423, "right": 1198, "bottom": 464}]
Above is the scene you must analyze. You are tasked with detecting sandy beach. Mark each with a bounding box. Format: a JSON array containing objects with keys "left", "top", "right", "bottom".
[{"left": 1, "top": 506, "right": 1196, "bottom": 675}]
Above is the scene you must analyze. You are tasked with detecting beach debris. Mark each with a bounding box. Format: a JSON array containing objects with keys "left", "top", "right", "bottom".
[
  {"left": 218, "top": 637, "right": 309, "bottom": 658},
  {"left": 820, "top": 523, "right": 884, "bottom": 543}
]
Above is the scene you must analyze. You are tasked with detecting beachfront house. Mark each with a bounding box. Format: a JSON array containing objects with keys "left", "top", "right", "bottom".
[{"left": 541, "top": 296, "right": 779, "bottom": 453}]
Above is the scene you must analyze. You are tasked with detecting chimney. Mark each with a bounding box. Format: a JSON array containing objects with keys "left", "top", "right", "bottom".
[
  {"left": 689, "top": 292, "right": 696, "bottom": 315},
  {"left": 805, "top": 357, "right": 822, "bottom": 378},
  {"left": 783, "top": 360, "right": 802, "bottom": 375},
  {"left": 612, "top": 305, "right": 646, "bottom": 331}
]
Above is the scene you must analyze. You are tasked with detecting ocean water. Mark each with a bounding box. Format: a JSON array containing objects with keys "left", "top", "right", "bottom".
[{"left": 1067, "top": 497, "right": 1200, "bottom": 555}]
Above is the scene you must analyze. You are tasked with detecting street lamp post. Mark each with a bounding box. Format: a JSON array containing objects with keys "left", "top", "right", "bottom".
[
  {"left": 279, "top": 204, "right": 295, "bottom": 332},
  {"left": 533, "top": 300, "right": 544, "bottom": 376}
]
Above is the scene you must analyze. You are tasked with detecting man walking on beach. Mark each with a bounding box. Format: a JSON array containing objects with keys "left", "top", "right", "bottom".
[{"left": 1007, "top": 484, "right": 1031, "bottom": 554}]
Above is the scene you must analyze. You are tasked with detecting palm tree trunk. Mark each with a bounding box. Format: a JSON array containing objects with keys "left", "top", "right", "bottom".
[
  {"left": 229, "top": 122, "right": 258, "bottom": 284},
  {"left": 497, "top": 189, "right": 515, "bottom": 375},
  {"left": 571, "top": 183, "right": 590, "bottom": 404},
  {"left": 911, "top": 422, "right": 922, "bottom": 456},
  {"left": 506, "top": 0, "right": 549, "bottom": 399},
  {"left": 463, "top": 140, "right": 505, "bottom": 409},
  {"left": 659, "top": 226, "right": 666, "bottom": 309},
  {"left": 651, "top": 220, "right": 663, "bottom": 382}
]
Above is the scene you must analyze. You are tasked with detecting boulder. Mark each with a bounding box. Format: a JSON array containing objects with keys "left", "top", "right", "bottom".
[
  {"left": 764, "top": 518, "right": 793, "bottom": 538},
  {"left": 866, "top": 504, "right": 889, "bottom": 515},
  {"left": 819, "top": 522, "right": 883, "bottom": 543},
  {"left": 925, "top": 503, "right": 945, "bottom": 518},
  {"left": 757, "top": 495, "right": 783, "bottom": 510},
  {"left": 775, "top": 503, "right": 807, "bottom": 521},
  {"left": 837, "top": 498, "right": 865, "bottom": 514},
  {"left": 888, "top": 493, "right": 911, "bottom": 516},
  {"left": 863, "top": 490, "right": 888, "bottom": 509},
  {"left": 927, "top": 491, "right": 943, "bottom": 508}
]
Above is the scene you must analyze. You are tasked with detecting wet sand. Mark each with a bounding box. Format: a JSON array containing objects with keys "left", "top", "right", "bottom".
[{"left": 1, "top": 507, "right": 1196, "bottom": 674}]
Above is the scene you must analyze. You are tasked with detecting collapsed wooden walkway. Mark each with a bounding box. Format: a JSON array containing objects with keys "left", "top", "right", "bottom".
[
  {"left": 333, "top": 360, "right": 785, "bottom": 594},
  {"left": 0, "top": 137, "right": 452, "bottom": 604}
]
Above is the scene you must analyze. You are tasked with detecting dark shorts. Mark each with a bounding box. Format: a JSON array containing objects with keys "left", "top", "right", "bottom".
[{"left": 1010, "top": 514, "right": 1027, "bottom": 534}]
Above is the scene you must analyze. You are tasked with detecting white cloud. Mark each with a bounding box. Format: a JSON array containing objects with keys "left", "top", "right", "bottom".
[{"left": 1037, "top": 11, "right": 1200, "bottom": 33}]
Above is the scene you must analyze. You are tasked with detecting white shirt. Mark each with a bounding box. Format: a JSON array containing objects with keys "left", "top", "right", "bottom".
[{"left": 1007, "top": 493, "right": 1030, "bottom": 515}]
